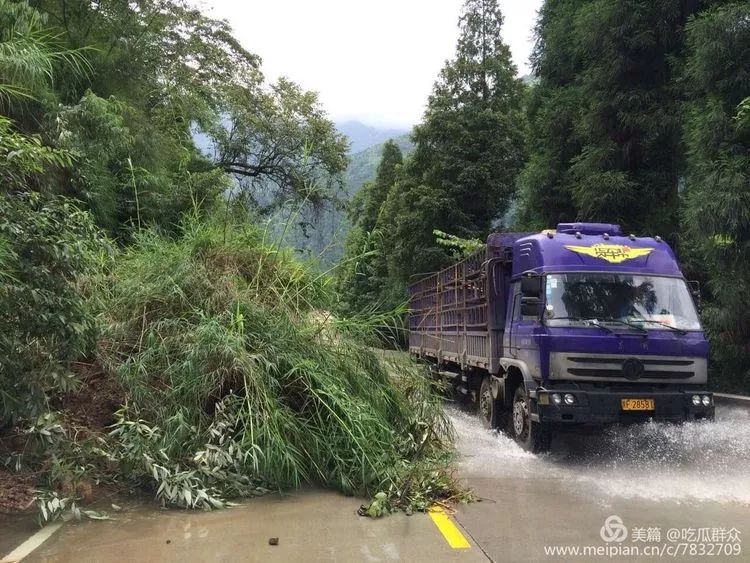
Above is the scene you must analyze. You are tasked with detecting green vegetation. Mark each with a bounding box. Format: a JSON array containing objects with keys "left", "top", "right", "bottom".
[
  {"left": 338, "top": 0, "right": 525, "bottom": 312},
  {"left": 345, "top": 134, "right": 413, "bottom": 196},
  {"left": 337, "top": 0, "right": 749, "bottom": 392},
  {"left": 682, "top": 4, "right": 750, "bottom": 392},
  {"left": 520, "top": 0, "right": 688, "bottom": 236},
  {"left": 0, "top": 193, "right": 108, "bottom": 422},
  {"left": 5, "top": 0, "right": 348, "bottom": 239},
  {"left": 2, "top": 0, "right": 749, "bottom": 523},
  {"left": 0, "top": 0, "right": 461, "bottom": 520},
  {"left": 383, "top": 0, "right": 525, "bottom": 282},
  {"left": 338, "top": 140, "right": 406, "bottom": 314},
  {"left": 95, "top": 220, "right": 458, "bottom": 512}
]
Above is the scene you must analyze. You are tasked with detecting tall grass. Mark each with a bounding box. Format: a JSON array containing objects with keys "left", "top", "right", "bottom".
[{"left": 96, "top": 218, "right": 460, "bottom": 512}]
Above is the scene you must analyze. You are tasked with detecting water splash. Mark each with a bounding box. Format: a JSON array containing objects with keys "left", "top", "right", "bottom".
[{"left": 450, "top": 405, "right": 750, "bottom": 503}]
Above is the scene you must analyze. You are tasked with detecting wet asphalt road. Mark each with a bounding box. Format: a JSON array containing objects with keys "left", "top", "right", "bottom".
[
  {"left": 450, "top": 404, "right": 750, "bottom": 561},
  {"left": 3, "top": 405, "right": 750, "bottom": 562}
]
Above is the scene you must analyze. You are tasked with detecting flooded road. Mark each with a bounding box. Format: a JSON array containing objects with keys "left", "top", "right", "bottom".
[
  {"left": 451, "top": 404, "right": 750, "bottom": 561},
  {"left": 452, "top": 405, "right": 750, "bottom": 504},
  {"left": 4, "top": 405, "right": 750, "bottom": 562}
]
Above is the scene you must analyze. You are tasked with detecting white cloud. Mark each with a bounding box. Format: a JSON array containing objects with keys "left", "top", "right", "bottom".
[{"left": 201, "top": 0, "right": 542, "bottom": 128}]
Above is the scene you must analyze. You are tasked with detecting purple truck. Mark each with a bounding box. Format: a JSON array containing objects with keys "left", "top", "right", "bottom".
[{"left": 408, "top": 222, "right": 714, "bottom": 452}]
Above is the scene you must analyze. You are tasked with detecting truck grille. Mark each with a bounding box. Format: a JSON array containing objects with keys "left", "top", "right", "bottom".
[
  {"left": 550, "top": 353, "right": 705, "bottom": 382},
  {"left": 567, "top": 368, "right": 694, "bottom": 379}
]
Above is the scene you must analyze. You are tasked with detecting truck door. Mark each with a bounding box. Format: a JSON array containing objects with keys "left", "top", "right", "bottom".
[
  {"left": 506, "top": 280, "right": 540, "bottom": 366},
  {"left": 488, "top": 261, "right": 508, "bottom": 330},
  {"left": 505, "top": 282, "right": 522, "bottom": 358}
]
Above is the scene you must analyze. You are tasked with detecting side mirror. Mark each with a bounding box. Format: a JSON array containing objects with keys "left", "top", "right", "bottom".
[
  {"left": 688, "top": 280, "right": 702, "bottom": 313},
  {"left": 521, "top": 275, "right": 542, "bottom": 299},
  {"left": 521, "top": 298, "right": 543, "bottom": 318},
  {"left": 520, "top": 274, "right": 543, "bottom": 318}
]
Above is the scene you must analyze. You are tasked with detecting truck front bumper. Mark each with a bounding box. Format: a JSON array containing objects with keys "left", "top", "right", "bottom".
[{"left": 534, "top": 388, "right": 714, "bottom": 425}]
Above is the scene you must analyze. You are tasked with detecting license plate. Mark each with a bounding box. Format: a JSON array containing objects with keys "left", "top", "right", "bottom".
[{"left": 621, "top": 398, "right": 655, "bottom": 411}]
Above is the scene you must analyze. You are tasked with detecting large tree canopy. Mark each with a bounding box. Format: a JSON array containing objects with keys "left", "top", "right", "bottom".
[
  {"left": 519, "top": 0, "right": 711, "bottom": 237},
  {"left": 2, "top": 0, "right": 347, "bottom": 239},
  {"left": 409, "top": 0, "right": 525, "bottom": 234},
  {"left": 379, "top": 0, "right": 526, "bottom": 285},
  {"left": 208, "top": 79, "right": 349, "bottom": 213},
  {"left": 682, "top": 3, "right": 750, "bottom": 392}
]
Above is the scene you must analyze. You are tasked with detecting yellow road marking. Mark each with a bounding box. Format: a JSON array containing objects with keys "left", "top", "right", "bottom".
[{"left": 428, "top": 507, "right": 471, "bottom": 549}]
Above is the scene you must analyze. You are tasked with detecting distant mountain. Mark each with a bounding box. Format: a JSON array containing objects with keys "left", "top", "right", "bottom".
[
  {"left": 274, "top": 133, "right": 415, "bottom": 266},
  {"left": 203, "top": 127, "right": 415, "bottom": 266},
  {"left": 336, "top": 120, "right": 410, "bottom": 154},
  {"left": 345, "top": 133, "right": 414, "bottom": 195}
]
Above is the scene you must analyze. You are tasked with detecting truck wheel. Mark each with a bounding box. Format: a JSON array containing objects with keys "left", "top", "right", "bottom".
[
  {"left": 479, "top": 377, "right": 498, "bottom": 429},
  {"left": 509, "top": 386, "right": 551, "bottom": 453}
]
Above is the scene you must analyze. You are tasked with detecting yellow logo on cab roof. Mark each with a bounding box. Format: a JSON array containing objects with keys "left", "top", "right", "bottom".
[{"left": 564, "top": 244, "right": 654, "bottom": 264}]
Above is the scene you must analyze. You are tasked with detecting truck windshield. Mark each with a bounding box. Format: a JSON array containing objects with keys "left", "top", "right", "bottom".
[{"left": 544, "top": 273, "right": 702, "bottom": 331}]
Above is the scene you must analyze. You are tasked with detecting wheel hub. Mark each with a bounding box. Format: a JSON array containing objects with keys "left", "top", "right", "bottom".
[
  {"left": 513, "top": 399, "right": 526, "bottom": 436},
  {"left": 480, "top": 390, "right": 491, "bottom": 422}
]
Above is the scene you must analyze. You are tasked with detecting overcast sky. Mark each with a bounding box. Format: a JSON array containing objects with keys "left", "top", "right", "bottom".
[{"left": 202, "top": 0, "right": 542, "bottom": 128}]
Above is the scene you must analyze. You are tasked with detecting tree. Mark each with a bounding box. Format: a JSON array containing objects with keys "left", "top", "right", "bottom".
[
  {"left": 209, "top": 79, "right": 349, "bottom": 213},
  {"left": 0, "top": 193, "right": 107, "bottom": 423},
  {"left": 570, "top": 0, "right": 697, "bottom": 237},
  {"left": 18, "top": 0, "right": 347, "bottom": 234},
  {"left": 32, "top": 0, "right": 260, "bottom": 114},
  {"left": 414, "top": 0, "right": 525, "bottom": 230},
  {"left": 380, "top": 168, "right": 459, "bottom": 281},
  {"left": 519, "top": 0, "right": 709, "bottom": 237},
  {"left": 351, "top": 140, "right": 403, "bottom": 234},
  {"left": 516, "top": 0, "right": 588, "bottom": 229},
  {"left": 682, "top": 3, "right": 750, "bottom": 392},
  {"left": 337, "top": 141, "right": 403, "bottom": 313},
  {"left": 382, "top": 0, "right": 525, "bottom": 284},
  {"left": 0, "top": 0, "right": 89, "bottom": 113},
  {"left": 0, "top": 116, "right": 71, "bottom": 191},
  {"left": 57, "top": 91, "right": 227, "bottom": 239}
]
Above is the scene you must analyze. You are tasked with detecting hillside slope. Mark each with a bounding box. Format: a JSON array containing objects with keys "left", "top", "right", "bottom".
[
  {"left": 345, "top": 134, "right": 413, "bottom": 195},
  {"left": 269, "top": 134, "right": 415, "bottom": 264},
  {"left": 337, "top": 120, "right": 409, "bottom": 153}
]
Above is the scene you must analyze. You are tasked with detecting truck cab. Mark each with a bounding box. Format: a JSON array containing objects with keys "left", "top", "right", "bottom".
[
  {"left": 408, "top": 222, "right": 714, "bottom": 453},
  {"left": 498, "top": 223, "right": 713, "bottom": 451}
]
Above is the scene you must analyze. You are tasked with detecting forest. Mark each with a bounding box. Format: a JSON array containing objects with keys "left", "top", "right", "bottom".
[
  {"left": 0, "top": 0, "right": 748, "bottom": 520},
  {"left": 338, "top": 0, "right": 750, "bottom": 394}
]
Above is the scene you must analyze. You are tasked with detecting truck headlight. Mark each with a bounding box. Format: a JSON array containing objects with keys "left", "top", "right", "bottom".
[
  {"left": 564, "top": 393, "right": 576, "bottom": 405},
  {"left": 552, "top": 393, "right": 562, "bottom": 405},
  {"left": 692, "top": 395, "right": 701, "bottom": 406},
  {"left": 702, "top": 395, "right": 711, "bottom": 406}
]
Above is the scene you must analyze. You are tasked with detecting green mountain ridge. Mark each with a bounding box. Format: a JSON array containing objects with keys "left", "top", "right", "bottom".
[
  {"left": 345, "top": 133, "right": 414, "bottom": 196},
  {"left": 336, "top": 120, "right": 409, "bottom": 153},
  {"left": 275, "top": 133, "right": 414, "bottom": 264}
]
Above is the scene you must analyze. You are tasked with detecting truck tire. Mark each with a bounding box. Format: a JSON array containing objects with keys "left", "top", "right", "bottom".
[
  {"left": 509, "top": 386, "right": 551, "bottom": 453},
  {"left": 479, "top": 377, "right": 498, "bottom": 429}
]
